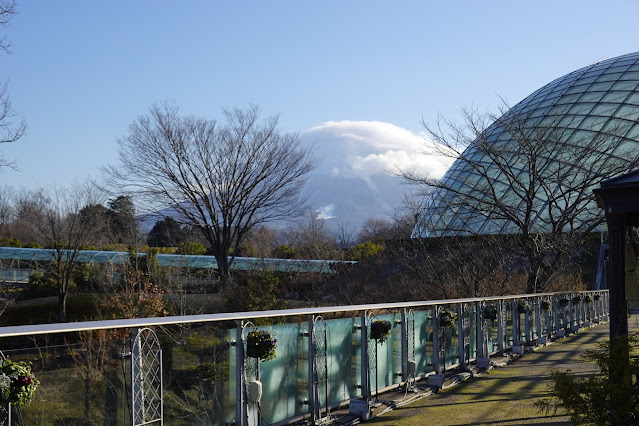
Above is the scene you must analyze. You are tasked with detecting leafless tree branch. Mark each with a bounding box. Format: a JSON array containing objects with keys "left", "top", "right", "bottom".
[
  {"left": 0, "top": 1, "right": 25, "bottom": 170},
  {"left": 401, "top": 99, "right": 639, "bottom": 292},
  {"left": 105, "top": 102, "right": 316, "bottom": 286}
]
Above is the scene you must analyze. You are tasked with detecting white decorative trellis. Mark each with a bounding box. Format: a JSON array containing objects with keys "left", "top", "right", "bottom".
[
  {"left": 312, "top": 316, "right": 332, "bottom": 424},
  {"left": 131, "top": 327, "right": 163, "bottom": 426}
]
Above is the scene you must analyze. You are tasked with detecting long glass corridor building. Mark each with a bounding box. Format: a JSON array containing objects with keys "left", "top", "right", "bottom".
[{"left": 416, "top": 51, "right": 639, "bottom": 237}]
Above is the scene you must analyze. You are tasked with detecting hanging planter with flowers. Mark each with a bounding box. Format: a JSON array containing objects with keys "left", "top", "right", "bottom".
[
  {"left": 517, "top": 300, "right": 530, "bottom": 314},
  {"left": 541, "top": 300, "right": 551, "bottom": 311},
  {"left": 0, "top": 359, "right": 39, "bottom": 406},
  {"left": 370, "top": 320, "right": 392, "bottom": 344},
  {"left": 439, "top": 310, "right": 458, "bottom": 329},
  {"left": 573, "top": 295, "right": 582, "bottom": 304},
  {"left": 246, "top": 330, "right": 277, "bottom": 362},
  {"left": 594, "top": 294, "right": 601, "bottom": 301},
  {"left": 483, "top": 305, "right": 498, "bottom": 321},
  {"left": 559, "top": 298, "right": 569, "bottom": 307},
  {"left": 585, "top": 295, "right": 593, "bottom": 304}
]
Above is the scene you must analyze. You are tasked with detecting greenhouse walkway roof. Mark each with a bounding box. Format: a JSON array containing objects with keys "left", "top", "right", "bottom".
[{"left": 0, "top": 246, "right": 354, "bottom": 274}]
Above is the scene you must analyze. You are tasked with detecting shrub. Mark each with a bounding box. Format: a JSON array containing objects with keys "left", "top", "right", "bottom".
[
  {"left": 100, "top": 244, "right": 128, "bottom": 252},
  {"left": 345, "top": 242, "right": 384, "bottom": 261},
  {"left": 233, "top": 244, "right": 256, "bottom": 257},
  {"left": 483, "top": 305, "right": 498, "bottom": 321},
  {"left": 439, "top": 310, "right": 458, "bottom": 328},
  {"left": 0, "top": 237, "right": 22, "bottom": 247},
  {"left": 517, "top": 300, "right": 530, "bottom": 314},
  {"left": 176, "top": 241, "right": 206, "bottom": 255},
  {"left": 246, "top": 330, "right": 277, "bottom": 361},
  {"left": 26, "top": 270, "right": 57, "bottom": 297},
  {"left": 272, "top": 245, "right": 295, "bottom": 259},
  {"left": 370, "top": 320, "right": 392, "bottom": 343},
  {"left": 20, "top": 242, "right": 43, "bottom": 249},
  {"left": 537, "top": 334, "right": 639, "bottom": 424},
  {"left": 224, "top": 272, "right": 286, "bottom": 323}
]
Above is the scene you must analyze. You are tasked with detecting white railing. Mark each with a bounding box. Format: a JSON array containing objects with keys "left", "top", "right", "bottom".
[{"left": 0, "top": 290, "right": 610, "bottom": 426}]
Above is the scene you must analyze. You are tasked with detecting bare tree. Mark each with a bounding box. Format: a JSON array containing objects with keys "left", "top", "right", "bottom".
[
  {"left": 0, "top": 0, "right": 16, "bottom": 54},
  {"left": 404, "top": 101, "right": 639, "bottom": 292},
  {"left": 0, "top": 184, "right": 13, "bottom": 227},
  {"left": 10, "top": 187, "right": 49, "bottom": 243},
  {"left": 292, "top": 209, "right": 339, "bottom": 259},
  {"left": 0, "top": 1, "right": 26, "bottom": 170},
  {"left": 391, "top": 191, "right": 426, "bottom": 238},
  {"left": 107, "top": 102, "right": 315, "bottom": 287},
  {"left": 397, "top": 236, "right": 524, "bottom": 300},
  {"left": 334, "top": 219, "right": 357, "bottom": 250},
  {"left": 29, "top": 183, "right": 106, "bottom": 321},
  {"left": 357, "top": 217, "right": 395, "bottom": 243}
]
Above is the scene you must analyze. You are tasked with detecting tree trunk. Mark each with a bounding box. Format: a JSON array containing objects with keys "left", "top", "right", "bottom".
[
  {"left": 58, "top": 292, "right": 67, "bottom": 322},
  {"left": 525, "top": 270, "right": 538, "bottom": 294}
]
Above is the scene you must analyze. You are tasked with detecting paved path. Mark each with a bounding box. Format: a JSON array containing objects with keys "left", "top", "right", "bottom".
[{"left": 368, "top": 322, "right": 611, "bottom": 426}]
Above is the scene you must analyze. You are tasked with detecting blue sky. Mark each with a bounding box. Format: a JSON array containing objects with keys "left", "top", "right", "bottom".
[{"left": 2, "top": 0, "right": 639, "bottom": 191}]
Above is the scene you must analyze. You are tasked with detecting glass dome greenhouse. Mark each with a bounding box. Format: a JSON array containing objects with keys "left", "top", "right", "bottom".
[{"left": 416, "top": 51, "right": 639, "bottom": 237}]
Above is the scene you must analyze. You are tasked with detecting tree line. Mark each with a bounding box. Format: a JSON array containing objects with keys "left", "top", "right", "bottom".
[{"left": 0, "top": 180, "right": 417, "bottom": 321}]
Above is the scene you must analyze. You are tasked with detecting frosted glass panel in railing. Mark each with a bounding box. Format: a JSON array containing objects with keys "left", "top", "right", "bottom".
[
  {"left": 519, "top": 310, "right": 527, "bottom": 343},
  {"left": 468, "top": 305, "right": 477, "bottom": 361},
  {"left": 443, "top": 308, "right": 459, "bottom": 369},
  {"left": 325, "top": 317, "right": 360, "bottom": 405},
  {"left": 443, "top": 327, "right": 456, "bottom": 368},
  {"left": 414, "top": 310, "right": 434, "bottom": 376},
  {"left": 3, "top": 337, "right": 130, "bottom": 425},
  {"left": 368, "top": 313, "right": 398, "bottom": 392},
  {"left": 546, "top": 302, "right": 555, "bottom": 334},
  {"left": 485, "top": 317, "right": 498, "bottom": 354},
  {"left": 558, "top": 300, "right": 568, "bottom": 329},
  {"left": 392, "top": 314, "right": 402, "bottom": 386},
  {"left": 162, "top": 325, "right": 234, "bottom": 425},
  {"left": 258, "top": 323, "right": 307, "bottom": 424},
  {"left": 505, "top": 303, "right": 513, "bottom": 349},
  {"left": 531, "top": 300, "right": 539, "bottom": 340}
]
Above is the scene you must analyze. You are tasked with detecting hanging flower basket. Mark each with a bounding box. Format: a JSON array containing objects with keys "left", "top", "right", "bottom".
[
  {"left": 559, "top": 298, "right": 569, "bottom": 307},
  {"left": 594, "top": 294, "right": 601, "bottom": 301},
  {"left": 584, "top": 295, "right": 593, "bottom": 304},
  {"left": 246, "top": 330, "right": 277, "bottom": 362},
  {"left": 517, "top": 300, "right": 530, "bottom": 314},
  {"left": 541, "top": 300, "right": 551, "bottom": 311},
  {"left": 439, "top": 310, "right": 458, "bottom": 329},
  {"left": 573, "top": 295, "right": 582, "bottom": 304},
  {"left": 483, "top": 305, "right": 498, "bottom": 321},
  {"left": 0, "top": 360, "right": 39, "bottom": 406},
  {"left": 370, "top": 320, "right": 392, "bottom": 343}
]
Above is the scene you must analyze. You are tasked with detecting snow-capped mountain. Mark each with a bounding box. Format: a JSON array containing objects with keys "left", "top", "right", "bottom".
[{"left": 300, "top": 120, "right": 452, "bottom": 228}]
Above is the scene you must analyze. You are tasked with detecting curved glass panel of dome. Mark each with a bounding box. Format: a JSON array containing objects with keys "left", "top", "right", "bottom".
[{"left": 416, "top": 52, "right": 639, "bottom": 238}]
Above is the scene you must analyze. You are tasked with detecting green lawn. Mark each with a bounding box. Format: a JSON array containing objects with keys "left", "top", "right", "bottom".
[{"left": 369, "top": 325, "right": 608, "bottom": 425}]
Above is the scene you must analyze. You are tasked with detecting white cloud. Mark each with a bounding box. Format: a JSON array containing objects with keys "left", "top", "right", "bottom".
[
  {"left": 303, "top": 120, "right": 453, "bottom": 180},
  {"left": 316, "top": 203, "right": 335, "bottom": 219}
]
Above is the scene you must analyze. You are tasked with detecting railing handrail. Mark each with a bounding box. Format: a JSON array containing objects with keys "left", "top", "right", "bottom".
[{"left": 0, "top": 290, "right": 606, "bottom": 338}]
